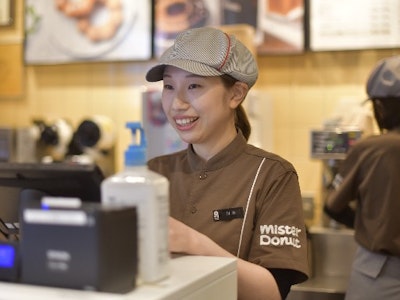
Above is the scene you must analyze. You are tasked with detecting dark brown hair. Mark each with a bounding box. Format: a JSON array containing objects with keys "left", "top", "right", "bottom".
[
  {"left": 220, "top": 74, "right": 251, "bottom": 141},
  {"left": 371, "top": 98, "right": 400, "bottom": 132}
]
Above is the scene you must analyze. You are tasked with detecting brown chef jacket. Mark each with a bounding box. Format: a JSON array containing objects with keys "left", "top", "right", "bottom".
[
  {"left": 326, "top": 131, "right": 400, "bottom": 257},
  {"left": 148, "top": 131, "right": 309, "bottom": 283}
]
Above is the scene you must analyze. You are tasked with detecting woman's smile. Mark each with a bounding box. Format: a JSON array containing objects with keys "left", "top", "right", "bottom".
[{"left": 174, "top": 116, "right": 199, "bottom": 128}]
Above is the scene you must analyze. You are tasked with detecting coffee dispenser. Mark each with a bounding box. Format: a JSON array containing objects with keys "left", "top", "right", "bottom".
[{"left": 311, "top": 129, "right": 362, "bottom": 227}]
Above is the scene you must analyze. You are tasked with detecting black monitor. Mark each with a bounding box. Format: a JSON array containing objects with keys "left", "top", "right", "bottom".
[{"left": 0, "top": 162, "right": 105, "bottom": 226}]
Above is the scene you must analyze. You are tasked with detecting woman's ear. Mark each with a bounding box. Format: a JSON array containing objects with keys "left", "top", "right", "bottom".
[{"left": 229, "top": 82, "right": 249, "bottom": 109}]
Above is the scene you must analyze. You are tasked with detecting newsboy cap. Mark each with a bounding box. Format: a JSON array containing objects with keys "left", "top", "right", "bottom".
[
  {"left": 367, "top": 55, "right": 400, "bottom": 99},
  {"left": 146, "top": 27, "right": 258, "bottom": 88}
]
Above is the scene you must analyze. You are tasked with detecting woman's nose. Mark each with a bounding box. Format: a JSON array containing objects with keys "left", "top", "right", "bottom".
[{"left": 172, "top": 93, "right": 189, "bottom": 109}]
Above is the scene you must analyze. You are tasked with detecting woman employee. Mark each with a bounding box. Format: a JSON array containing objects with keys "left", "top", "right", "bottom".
[
  {"left": 324, "top": 55, "right": 400, "bottom": 300},
  {"left": 146, "top": 27, "right": 309, "bottom": 300}
]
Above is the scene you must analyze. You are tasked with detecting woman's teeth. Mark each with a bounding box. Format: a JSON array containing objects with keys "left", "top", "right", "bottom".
[{"left": 176, "top": 118, "right": 198, "bottom": 125}]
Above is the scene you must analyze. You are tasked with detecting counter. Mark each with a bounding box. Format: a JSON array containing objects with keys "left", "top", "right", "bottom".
[
  {"left": 0, "top": 255, "right": 237, "bottom": 300},
  {"left": 287, "top": 226, "right": 357, "bottom": 300}
]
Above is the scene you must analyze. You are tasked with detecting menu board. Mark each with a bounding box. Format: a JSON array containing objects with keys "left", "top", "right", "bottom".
[
  {"left": 154, "top": 0, "right": 306, "bottom": 56},
  {"left": 257, "top": 0, "right": 305, "bottom": 54},
  {"left": 309, "top": 0, "right": 400, "bottom": 51}
]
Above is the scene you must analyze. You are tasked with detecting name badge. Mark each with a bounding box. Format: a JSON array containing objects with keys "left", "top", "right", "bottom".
[{"left": 213, "top": 207, "right": 244, "bottom": 221}]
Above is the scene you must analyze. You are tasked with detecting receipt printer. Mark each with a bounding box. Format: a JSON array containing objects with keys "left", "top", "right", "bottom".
[
  {"left": 0, "top": 241, "right": 19, "bottom": 282},
  {"left": 20, "top": 198, "right": 137, "bottom": 293}
]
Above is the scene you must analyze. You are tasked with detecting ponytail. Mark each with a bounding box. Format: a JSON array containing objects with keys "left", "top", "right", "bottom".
[
  {"left": 220, "top": 74, "right": 252, "bottom": 141},
  {"left": 236, "top": 104, "right": 251, "bottom": 141}
]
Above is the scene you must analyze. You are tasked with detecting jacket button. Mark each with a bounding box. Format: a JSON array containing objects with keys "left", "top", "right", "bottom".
[{"left": 199, "top": 172, "right": 207, "bottom": 179}]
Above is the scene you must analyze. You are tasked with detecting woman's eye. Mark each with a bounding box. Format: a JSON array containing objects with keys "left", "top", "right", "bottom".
[
  {"left": 163, "top": 84, "right": 173, "bottom": 90},
  {"left": 188, "top": 83, "right": 200, "bottom": 89}
]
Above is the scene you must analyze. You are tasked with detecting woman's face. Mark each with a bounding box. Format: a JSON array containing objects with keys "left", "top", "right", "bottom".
[{"left": 161, "top": 66, "right": 243, "bottom": 158}]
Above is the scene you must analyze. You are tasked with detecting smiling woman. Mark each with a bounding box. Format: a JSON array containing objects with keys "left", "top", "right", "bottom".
[
  {"left": 159, "top": 68, "right": 244, "bottom": 159},
  {"left": 145, "top": 26, "right": 309, "bottom": 300}
]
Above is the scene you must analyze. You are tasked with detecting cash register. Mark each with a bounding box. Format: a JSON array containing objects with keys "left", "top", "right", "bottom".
[{"left": 0, "top": 162, "right": 138, "bottom": 293}]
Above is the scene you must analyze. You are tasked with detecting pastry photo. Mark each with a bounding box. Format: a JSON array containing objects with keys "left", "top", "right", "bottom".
[{"left": 25, "top": 0, "right": 151, "bottom": 64}]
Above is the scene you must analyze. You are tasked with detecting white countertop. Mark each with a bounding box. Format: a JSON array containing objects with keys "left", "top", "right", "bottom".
[{"left": 0, "top": 255, "right": 237, "bottom": 300}]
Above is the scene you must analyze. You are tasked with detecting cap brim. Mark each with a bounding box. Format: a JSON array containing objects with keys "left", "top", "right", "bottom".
[
  {"left": 146, "top": 59, "right": 224, "bottom": 82},
  {"left": 145, "top": 65, "right": 166, "bottom": 82}
]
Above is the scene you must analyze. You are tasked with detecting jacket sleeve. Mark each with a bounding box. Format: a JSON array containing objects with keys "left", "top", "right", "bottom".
[{"left": 323, "top": 202, "right": 355, "bottom": 228}]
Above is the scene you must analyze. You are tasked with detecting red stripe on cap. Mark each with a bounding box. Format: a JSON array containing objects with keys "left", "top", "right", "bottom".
[{"left": 217, "top": 33, "right": 231, "bottom": 71}]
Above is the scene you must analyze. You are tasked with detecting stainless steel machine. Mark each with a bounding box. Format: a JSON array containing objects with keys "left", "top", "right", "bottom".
[
  {"left": 310, "top": 129, "right": 362, "bottom": 227},
  {"left": 287, "top": 129, "right": 362, "bottom": 300}
]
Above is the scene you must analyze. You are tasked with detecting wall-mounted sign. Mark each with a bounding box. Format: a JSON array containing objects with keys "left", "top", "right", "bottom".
[
  {"left": 24, "top": 0, "right": 152, "bottom": 64},
  {"left": 257, "top": 0, "right": 305, "bottom": 54},
  {"left": 154, "top": 0, "right": 306, "bottom": 56},
  {"left": 154, "top": 0, "right": 221, "bottom": 57},
  {"left": 310, "top": 0, "right": 400, "bottom": 51}
]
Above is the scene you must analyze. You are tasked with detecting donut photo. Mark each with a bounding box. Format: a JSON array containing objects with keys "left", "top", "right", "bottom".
[
  {"left": 154, "top": 0, "right": 220, "bottom": 57},
  {"left": 25, "top": 0, "right": 152, "bottom": 64}
]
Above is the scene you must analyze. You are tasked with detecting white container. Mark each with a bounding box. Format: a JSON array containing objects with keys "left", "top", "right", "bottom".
[{"left": 101, "top": 122, "right": 169, "bottom": 283}]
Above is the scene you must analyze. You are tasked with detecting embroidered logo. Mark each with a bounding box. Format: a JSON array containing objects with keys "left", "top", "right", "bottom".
[{"left": 259, "top": 225, "right": 302, "bottom": 248}]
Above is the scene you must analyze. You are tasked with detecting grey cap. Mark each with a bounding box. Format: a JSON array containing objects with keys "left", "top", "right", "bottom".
[
  {"left": 146, "top": 27, "right": 258, "bottom": 88},
  {"left": 367, "top": 55, "right": 400, "bottom": 99}
]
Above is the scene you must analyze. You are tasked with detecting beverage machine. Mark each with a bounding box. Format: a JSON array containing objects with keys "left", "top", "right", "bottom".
[{"left": 310, "top": 129, "right": 362, "bottom": 227}]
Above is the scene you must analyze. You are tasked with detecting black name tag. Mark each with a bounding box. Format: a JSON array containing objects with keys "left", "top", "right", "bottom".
[{"left": 213, "top": 207, "right": 244, "bottom": 221}]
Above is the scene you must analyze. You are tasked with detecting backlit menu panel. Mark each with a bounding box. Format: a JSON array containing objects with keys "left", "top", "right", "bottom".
[{"left": 310, "top": 0, "right": 400, "bottom": 51}]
